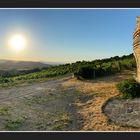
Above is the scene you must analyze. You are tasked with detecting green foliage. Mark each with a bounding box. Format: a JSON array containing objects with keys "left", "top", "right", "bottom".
[
  {"left": 0, "top": 77, "right": 13, "bottom": 84},
  {"left": 0, "top": 107, "right": 9, "bottom": 115},
  {"left": 74, "top": 54, "right": 136, "bottom": 79},
  {"left": 116, "top": 78, "right": 140, "bottom": 99},
  {"left": 0, "top": 53, "right": 137, "bottom": 87},
  {"left": 5, "top": 117, "right": 26, "bottom": 130},
  {"left": 74, "top": 65, "right": 95, "bottom": 79}
]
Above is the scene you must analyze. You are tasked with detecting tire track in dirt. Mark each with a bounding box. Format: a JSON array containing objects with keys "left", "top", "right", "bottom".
[{"left": 0, "top": 76, "right": 72, "bottom": 104}]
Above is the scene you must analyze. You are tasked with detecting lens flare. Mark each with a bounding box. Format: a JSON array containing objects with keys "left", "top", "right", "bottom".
[{"left": 9, "top": 34, "right": 26, "bottom": 51}]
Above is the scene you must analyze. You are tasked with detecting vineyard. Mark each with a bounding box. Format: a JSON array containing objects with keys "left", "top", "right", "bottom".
[{"left": 0, "top": 53, "right": 136, "bottom": 87}]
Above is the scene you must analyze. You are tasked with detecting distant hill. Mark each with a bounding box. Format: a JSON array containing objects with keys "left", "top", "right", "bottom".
[
  {"left": 43, "top": 61, "right": 66, "bottom": 66},
  {"left": 0, "top": 59, "right": 51, "bottom": 70}
]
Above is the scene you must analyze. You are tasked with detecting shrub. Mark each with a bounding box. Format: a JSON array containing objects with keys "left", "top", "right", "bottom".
[
  {"left": 116, "top": 78, "right": 140, "bottom": 99},
  {"left": 74, "top": 65, "right": 95, "bottom": 79},
  {"left": 0, "top": 77, "right": 13, "bottom": 83}
]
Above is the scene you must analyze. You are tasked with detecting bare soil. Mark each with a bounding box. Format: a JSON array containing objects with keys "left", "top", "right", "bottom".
[
  {"left": 0, "top": 70, "right": 139, "bottom": 131},
  {"left": 62, "top": 70, "right": 140, "bottom": 131}
]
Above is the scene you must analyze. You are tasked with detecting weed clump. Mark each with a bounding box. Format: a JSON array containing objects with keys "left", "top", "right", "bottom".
[{"left": 116, "top": 78, "right": 140, "bottom": 99}]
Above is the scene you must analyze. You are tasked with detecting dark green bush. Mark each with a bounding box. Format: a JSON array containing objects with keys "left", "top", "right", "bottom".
[
  {"left": 0, "top": 77, "right": 13, "bottom": 83},
  {"left": 116, "top": 78, "right": 140, "bottom": 99},
  {"left": 74, "top": 65, "right": 95, "bottom": 79}
]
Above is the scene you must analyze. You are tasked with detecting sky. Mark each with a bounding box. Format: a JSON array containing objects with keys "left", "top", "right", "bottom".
[{"left": 0, "top": 9, "right": 139, "bottom": 63}]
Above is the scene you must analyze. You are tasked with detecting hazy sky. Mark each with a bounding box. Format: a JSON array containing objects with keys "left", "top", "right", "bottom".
[{"left": 0, "top": 9, "right": 139, "bottom": 63}]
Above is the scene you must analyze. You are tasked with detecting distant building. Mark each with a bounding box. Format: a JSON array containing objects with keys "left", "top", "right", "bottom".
[{"left": 133, "top": 16, "right": 140, "bottom": 82}]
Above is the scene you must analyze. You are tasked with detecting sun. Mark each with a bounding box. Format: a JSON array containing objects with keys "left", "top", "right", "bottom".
[{"left": 8, "top": 34, "right": 26, "bottom": 51}]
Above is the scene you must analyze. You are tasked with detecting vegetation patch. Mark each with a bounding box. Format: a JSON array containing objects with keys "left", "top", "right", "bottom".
[
  {"left": 74, "top": 65, "right": 95, "bottom": 79},
  {"left": 51, "top": 112, "right": 72, "bottom": 131},
  {"left": 116, "top": 78, "right": 140, "bottom": 99},
  {"left": 0, "top": 53, "right": 136, "bottom": 88},
  {"left": 0, "top": 106, "right": 10, "bottom": 115},
  {"left": 5, "top": 116, "right": 26, "bottom": 130},
  {"left": 74, "top": 54, "right": 135, "bottom": 80}
]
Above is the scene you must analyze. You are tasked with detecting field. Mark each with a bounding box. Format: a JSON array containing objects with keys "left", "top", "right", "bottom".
[
  {"left": 0, "top": 54, "right": 136, "bottom": 87},
  {"left": 63, "top": 70, "right": 140, "bottom": 131},
  {"left": 0, "top": 70, "right": 139, "bottom": 131},
  {"left": 0, "top": 54, "right": 139, "bottom": 131}
]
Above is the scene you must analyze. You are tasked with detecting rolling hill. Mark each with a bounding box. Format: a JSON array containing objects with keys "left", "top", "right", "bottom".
[{"left": 0, "top": 59, "right": 50, "bottom": 70}]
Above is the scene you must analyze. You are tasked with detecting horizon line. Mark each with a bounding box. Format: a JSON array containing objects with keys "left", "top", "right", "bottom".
[{"left": 0, "top": 53, "right": 133, "bottom": 64}]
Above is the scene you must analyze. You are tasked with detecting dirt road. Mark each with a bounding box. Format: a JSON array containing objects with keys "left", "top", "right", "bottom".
[
  {"left": 0, "top": 76, "right": 84, "bottom": 131},
  {"left": 0, "top": 71, "right": 138, "bottom": 131},
  {"left": 0, "top": 76, "right": 72, "bottom": 103}
]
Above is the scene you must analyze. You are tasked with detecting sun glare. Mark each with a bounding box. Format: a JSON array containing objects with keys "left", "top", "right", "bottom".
[{"left": 9, "top": 34, "right": 26, "bottom": 51}]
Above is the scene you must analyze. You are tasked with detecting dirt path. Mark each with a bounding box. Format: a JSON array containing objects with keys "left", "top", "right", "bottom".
[
  {"left": 62, "top": 70, "right": 140, "bottom": 131},
  {"left": 0, "top": 76, "right": 84, "bottom": 131},
  {"left": 0, "top": 76, "right": 71, "bottom": 103},
  {"left": 0, "top": 70, "right": 139, "bottom": 131}
]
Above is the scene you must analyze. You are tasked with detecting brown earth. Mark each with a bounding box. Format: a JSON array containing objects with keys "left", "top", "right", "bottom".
[
  {"left": 62, "top": 70, "right": 140, "bottom": 131},
  {"left": 0, "top": 70, "right": 139, "bottom": 131}
]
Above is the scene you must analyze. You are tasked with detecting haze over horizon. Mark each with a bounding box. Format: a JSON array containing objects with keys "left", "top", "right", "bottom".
[{"left": 0, "top": 9, "right": 139, "bottom": 63}]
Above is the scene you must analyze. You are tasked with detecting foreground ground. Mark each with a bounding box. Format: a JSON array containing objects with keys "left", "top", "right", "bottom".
[{"left": 0, "top": 70, "right": 139, "bottom": 131}]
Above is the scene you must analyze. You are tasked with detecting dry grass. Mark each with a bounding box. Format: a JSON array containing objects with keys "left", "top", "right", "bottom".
[{"left": 62, "top": 70, "right": 140, "bottom": 131}]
